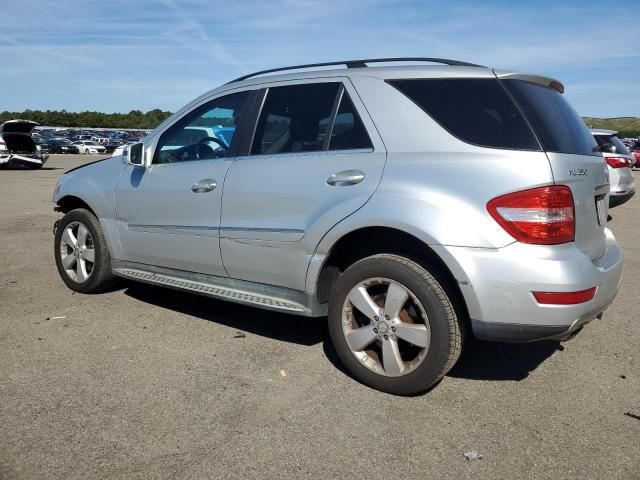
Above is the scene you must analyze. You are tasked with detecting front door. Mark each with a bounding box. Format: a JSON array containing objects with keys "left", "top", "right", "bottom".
[{"left": 115, "top": 91, "right": 251, "bottom": 276}]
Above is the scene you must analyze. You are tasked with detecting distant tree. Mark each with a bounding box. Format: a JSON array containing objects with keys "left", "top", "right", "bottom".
[{"left": 0, "top": 109, "right": 173, "bottom": 129}]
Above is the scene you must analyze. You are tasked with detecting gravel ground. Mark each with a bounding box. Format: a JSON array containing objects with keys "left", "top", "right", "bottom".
[{"left": 1, "top": 155, "right": 638, "bottom": 480}]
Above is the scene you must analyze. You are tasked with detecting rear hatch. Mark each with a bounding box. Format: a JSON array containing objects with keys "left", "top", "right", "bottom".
[
  {"left": 1, "top": 120, "right": 39, "bottom": 154},
  {"left": 497, "top": 73, "right": 608, "bottom": 260}
]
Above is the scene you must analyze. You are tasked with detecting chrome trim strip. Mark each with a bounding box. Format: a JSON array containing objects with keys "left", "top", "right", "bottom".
[
  {"left": 219, "top": 226, "right": 305, "bottom": 234},
  {"left": 128, "top": 224, "right": 219, "bottom": 237},
  {"left": 127, "top": 224, "right": 304, "bottom": 239}
]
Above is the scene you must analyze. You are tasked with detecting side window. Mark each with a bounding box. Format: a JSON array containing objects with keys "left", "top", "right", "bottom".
[
  {"left": 328, "top": 92, "right": 373, "bottom": 150},
  {"left": 389, "top": 78, "right": 541, "bottom": 151},
  {"left": 154, "top": 91, "right": 249, "bottom": 164},
  {"left": 251, "top": 83, "right": 339, "bottom": 155}
]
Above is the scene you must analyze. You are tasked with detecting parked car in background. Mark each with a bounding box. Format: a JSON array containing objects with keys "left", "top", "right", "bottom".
[
  {"left": 72, "top": 140, "right": 106, "bottom": 154},
  {"left": 591, "top": 129, "right": 635, "bottom": 207},
  {"left": 91, "top": 135, "right": 110, "bottom": 145},
  {"left": 628, "top": 141, "right": 640, "bottom": 167},
  {"left": 0, "top": 120, "right": 49, "bottom": 169},
  {"left": 48, "top": 138, "right": 80, "bottom": 154},
  {"left": 104, "top": 139, "right": 124, "bottom": 153},
  {"left": 52, "top": 58, "right": 623, "bottom": 395}
]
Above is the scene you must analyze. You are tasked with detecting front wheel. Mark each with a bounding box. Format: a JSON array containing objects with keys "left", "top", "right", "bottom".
[
  {"left": 328, "top": 254, "right": 463, "bottom": 395},
  {"left": 54, "top": 208, "right": 117, "bottom": 293}
]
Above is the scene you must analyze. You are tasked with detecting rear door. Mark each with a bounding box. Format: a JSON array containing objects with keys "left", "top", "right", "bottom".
[
  {"left": 220, "top": 78, "right": 386, "bottom": 290},
  {"left": 500, "top": 76, "right": 608, "bottom": 260}
]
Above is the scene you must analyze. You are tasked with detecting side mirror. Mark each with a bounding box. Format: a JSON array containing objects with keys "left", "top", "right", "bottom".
[{"left": 126, "top": 142, "right": 145, "bottom": 166}]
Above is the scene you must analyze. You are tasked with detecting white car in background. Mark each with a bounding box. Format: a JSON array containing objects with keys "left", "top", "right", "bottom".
[
  {"left": 91, "top": 135, "right": 110, "bottom": 145},
  {"left": 591, "top": 129, "right": 635, "bottom": 207},
  {"left": 72, "top": 140, "right": 106, "bottom": 155}
]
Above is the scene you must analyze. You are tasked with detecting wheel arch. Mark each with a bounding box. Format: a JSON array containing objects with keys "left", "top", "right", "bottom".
[
  {"left": 312, "top": 225, "right": 471, "bottom": 332},
  {"left": 55, "top": 195, "right": 98, "bottom": 217}
]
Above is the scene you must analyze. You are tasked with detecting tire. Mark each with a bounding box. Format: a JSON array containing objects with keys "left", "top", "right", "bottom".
[
  {"left": 54, "top": 208, "right": 117, "bottom": 293},
  {"left": 84, "top": 149, "right": 90, "bottom": 155},
  {"left": 328, "top": 254, "right": 463, "bottom": 395}
]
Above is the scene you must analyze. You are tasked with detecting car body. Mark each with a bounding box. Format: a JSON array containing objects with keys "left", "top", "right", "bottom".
[
  {"left": 52, "top": 58, "right": 623, "bottom": 395},
  {"left": 0, "top": 120, "right": 49, "bottom": 169},
  {"left": 71, "top": 140, "right": 106, "bottom": 154},
  {"left": 591, "top": 129, "right": 635, "bottom": 207},
  {"left": 48, "top": 138, "right": 80, "bottom": 154}
]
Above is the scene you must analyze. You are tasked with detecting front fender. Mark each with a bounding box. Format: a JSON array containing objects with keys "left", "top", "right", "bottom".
[{"left": 52, "top": 156, "right": 127, "bottom": 259}]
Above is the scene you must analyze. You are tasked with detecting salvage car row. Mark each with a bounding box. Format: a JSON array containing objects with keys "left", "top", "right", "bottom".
[{"left": 0, "top": 120, "right": 148, "bottom": 169}]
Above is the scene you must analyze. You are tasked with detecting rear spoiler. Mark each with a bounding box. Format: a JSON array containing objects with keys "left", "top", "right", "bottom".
[{"left": 493, "top": 70, "right": 565, "bottom": 94}]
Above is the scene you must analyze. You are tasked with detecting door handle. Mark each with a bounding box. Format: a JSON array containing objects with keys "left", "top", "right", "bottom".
[
  {"left": 191, "top": 179, "right": 217, "bottom": 193},
  {"left": 327, "top": 170, "right": 365, "bottom": 187}
]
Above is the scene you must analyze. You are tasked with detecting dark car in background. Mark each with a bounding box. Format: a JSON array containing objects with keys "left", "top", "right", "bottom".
[
  {"left": 48, "top": 138, "right": 80, "bottom": 154},
  {"left": 104, "top": 139, "right": 125, "bottom": 153}
]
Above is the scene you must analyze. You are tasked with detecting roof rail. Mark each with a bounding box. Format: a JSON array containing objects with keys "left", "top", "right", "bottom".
[{"left": 227, "top": 57, "right": 485, "bottom": 84}]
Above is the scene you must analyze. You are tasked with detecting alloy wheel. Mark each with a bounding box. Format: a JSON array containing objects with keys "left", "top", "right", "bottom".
[
  {"left": 59, "top": 221, "right": 95, "bottom": 282},
  {"left": 342, "top": 277, "right": 431, "bottom": 377}
]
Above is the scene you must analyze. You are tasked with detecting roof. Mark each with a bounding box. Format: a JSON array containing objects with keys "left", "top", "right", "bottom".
[
  {"left": 227, "top": 57, "right": 485, "bottom": 83},
  {"left": 147, "top": 60, "right": 564, "bottom": 139}
]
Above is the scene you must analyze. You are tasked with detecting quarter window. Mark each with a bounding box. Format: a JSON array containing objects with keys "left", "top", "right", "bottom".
[
  {"left": 328, "top": 92, "right": 373, "bottom": 150},
  {"left": 389, "top": 78, "right": 540, "bottom": 151},
  {"left": 154, "top": 91, "right": 249, "bottom": 164}
]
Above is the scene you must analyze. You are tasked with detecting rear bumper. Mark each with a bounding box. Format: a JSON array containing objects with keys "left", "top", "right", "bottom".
[
  {"left": 435, "top": 228, "right": 623, "bottom": 343},
  {"left": 609, "top": 189, "right": 635, "bottom": 208}
]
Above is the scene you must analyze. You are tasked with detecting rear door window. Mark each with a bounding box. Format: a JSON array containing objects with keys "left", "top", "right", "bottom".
[
  {"left": 250, "top": 83, "right": 373, "bottom": 155},
  {"left": 251, "top": 83, "right": 339, "bottom": 155},
  {"left": 502, "top": 79, "right": 599, "bottom": 156},
  {"left": 388, "top": 78, "right": 540, "bottom": 151}
]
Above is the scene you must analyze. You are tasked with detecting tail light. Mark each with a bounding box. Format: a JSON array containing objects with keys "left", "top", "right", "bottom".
[
  {"left": 487, "top": 185, "right": 575, "bottom": 245},
  {"left": 605, "top": 157, "right": 630, "bottom": 169}
]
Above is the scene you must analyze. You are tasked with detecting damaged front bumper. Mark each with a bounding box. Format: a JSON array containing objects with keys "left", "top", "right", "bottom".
[{"left": 0, "top": 151, "right": 49, "bottom": 169}]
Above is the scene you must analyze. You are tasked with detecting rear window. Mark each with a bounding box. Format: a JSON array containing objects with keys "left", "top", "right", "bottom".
[
  {"left": 388, "top": 78, "right": 540, "bottom": 151},
  {"left": 502, "top": 79, "right": 599, "bottom": 157},
  {"left": 594, "top": 134, "right": 631, "bottom": 156}
]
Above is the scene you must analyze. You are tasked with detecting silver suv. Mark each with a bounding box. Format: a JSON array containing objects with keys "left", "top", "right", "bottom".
[
  {"left": 52, "top": 58, "right": 623, "bottom": 395},
  {"left": 590, "top": 129, "right": 635, "bottom": 207}
]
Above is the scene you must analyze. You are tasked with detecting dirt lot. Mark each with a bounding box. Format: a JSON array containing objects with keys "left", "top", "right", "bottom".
[{"left": 1, "top": 154, "right": 639, "bottom": 480}]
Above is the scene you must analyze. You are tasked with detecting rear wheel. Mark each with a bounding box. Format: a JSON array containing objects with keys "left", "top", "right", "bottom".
[
  {"left": 328, "top": 254, "right": 463, "bottom": 395},
  {"left": 54, "top": 208, "right": 116, "bottom": 293}
]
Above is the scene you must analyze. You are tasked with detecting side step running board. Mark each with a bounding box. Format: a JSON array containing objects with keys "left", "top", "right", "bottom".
[{"left": 113, "top": 266, "right": 316, "bottom": 315}]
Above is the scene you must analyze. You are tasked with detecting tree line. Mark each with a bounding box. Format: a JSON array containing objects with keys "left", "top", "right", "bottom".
[
  {"left": 0, "top": 109, "right": 173, "bottom": 129},
  {"left": 1, "top": 109, "right": 638, "bottom": 137}
]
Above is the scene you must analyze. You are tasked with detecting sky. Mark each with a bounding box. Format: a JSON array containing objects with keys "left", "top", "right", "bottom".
[{"left": 2, "top": 0, "right": 638, "bottom": 117}]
